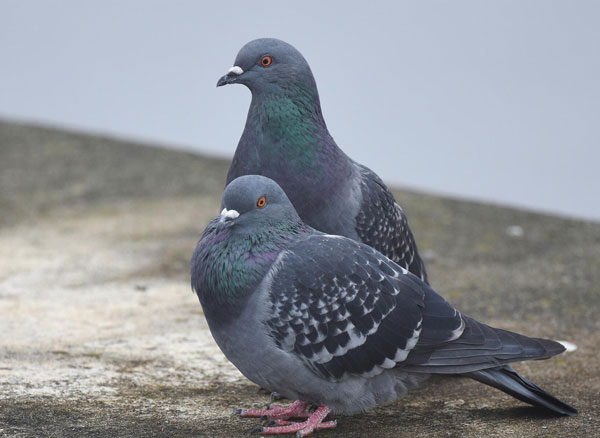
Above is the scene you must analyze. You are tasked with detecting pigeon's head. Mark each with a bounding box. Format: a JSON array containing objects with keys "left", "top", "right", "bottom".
[
  {"left": 216, "top": 38, "right": 317, "bottom": 95},
  {"left": 217, "top": 175, "right": 301, "bottom": 233}
]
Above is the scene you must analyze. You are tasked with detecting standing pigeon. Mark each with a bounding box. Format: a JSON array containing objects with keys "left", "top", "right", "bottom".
[
  {"left": 191, "top": 175, "right": 576, "bottom": 437},
  {"left": 217, "top": 38, "right": 428, "bottom": 283}
]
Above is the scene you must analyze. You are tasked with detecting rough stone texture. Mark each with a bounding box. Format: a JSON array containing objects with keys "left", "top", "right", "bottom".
[{"left": 1, "top": 120, "right": 598, "bottom": 437}]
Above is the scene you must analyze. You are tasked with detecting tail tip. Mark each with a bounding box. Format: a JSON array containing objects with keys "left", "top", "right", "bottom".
[{"left": 564, "top": 405, "right": 579, "bottom": 416}]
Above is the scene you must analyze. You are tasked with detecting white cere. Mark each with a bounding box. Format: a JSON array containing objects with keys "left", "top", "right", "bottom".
[
  {"left": 228, "top": 66, "right": 244, "bottom": 75},
  {"left": 220, "top": 208, "right": 240, "bottom": 219}
]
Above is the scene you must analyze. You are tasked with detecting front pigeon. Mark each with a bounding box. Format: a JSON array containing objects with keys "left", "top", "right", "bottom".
[
  {"left": 217, "top": 38, "right": 428, "bottom": 283},
  {"left": 191, "top": 175, "right": 576, "bottom": 437}
]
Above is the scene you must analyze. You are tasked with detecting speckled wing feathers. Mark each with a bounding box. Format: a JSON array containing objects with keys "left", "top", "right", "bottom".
[
  {"left": 354, "top": 166, "right": 428, "bottom": 283},
  {"left": 264, "top": 235, "right": 460, "bottom": 381}
]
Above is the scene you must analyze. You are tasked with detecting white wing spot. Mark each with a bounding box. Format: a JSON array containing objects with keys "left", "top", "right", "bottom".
[
  {"left": 393, "top": 325, "right": 422, "bottom": 362},
  {"left": 448, "top": 314, "right": 465, "bottom": 341}
]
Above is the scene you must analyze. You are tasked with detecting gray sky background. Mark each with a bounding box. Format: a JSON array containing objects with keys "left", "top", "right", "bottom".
[{"left": 1, "top": 1, "right": 599, "bottom": 220}]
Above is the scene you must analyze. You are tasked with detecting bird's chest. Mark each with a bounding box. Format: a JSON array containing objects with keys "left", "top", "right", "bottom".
[{"left": 204, "top": 297, "right": 290, "bottom": 391}]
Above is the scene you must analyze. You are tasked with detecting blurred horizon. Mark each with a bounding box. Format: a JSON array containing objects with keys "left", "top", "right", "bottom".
[
  {"left": 3, "top": 115, "right": 597, "bottom": 223},
  {"left": 1, "top": 1, "right": 599, "bottom": 220}
]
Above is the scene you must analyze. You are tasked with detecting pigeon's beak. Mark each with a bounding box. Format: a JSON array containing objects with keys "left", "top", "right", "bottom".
[
  {"left": 216, "top": 208, "right": 240, "bottom": 233},
  {"left": 216, "top": 66, "right": 244, "bottom": 87}
]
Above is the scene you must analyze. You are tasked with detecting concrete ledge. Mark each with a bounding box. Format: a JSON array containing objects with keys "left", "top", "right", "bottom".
[{"left": 1, "top": 121, "right": 598, "bottom": 437}]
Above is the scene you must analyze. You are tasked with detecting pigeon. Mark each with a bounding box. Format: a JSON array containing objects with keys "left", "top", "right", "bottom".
[
  {"left": 217, "top": 38, "right": 428, "bottom": 283},
  {"left": 191, "top": 175, "right": 576, "bottom": 437}
]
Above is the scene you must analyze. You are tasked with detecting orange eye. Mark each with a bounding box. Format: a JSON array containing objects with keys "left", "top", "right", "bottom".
[
  {"left": 260, "top": 55, "right": 272, "bottom": 67},
  {"left": 256, "top": 196, "right": 267, "bottom": 208}
]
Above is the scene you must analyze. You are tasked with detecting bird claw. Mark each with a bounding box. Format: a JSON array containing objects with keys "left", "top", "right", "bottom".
[
  {"left": 249, "top": 425, "right": 263, "bottom": 435},
  {"left": 235, "top": 401, "right": 335, "bottom": 436},
  {"left": 261, "top": 419, "right": 290, "bottom": 427},
  {"left": 270, "top": 391, "right": 282, "bottom": 401},
  {"left": 236, "top": 401, "right": 306, "bottom": 420},
  {"left": 252, "top": 405, "right": 334, "bottom": 436},
  {"left": 231, "top": 408, "right": 245, "bottom": 417}
]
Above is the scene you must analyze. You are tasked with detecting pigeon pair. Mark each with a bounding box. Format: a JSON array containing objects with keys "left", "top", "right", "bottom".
[{"left": 191, "top": 39, "right": 576, "bottom": 436}]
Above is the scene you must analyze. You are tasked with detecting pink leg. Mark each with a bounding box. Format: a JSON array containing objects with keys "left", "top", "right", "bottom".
[
  {"left": 234, "top": 400, "right": 312, "bottom": 420},
  {"left": 258, "top": 405, "right": 336, "bottom": 437}
]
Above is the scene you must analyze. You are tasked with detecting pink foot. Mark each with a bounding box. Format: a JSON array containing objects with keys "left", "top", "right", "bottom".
[
  {"left": 256, "top": 405, "right": 336, "bottom": 437},
  {"left": 234, "top": 400, "right": 312, "bottom": 420}
]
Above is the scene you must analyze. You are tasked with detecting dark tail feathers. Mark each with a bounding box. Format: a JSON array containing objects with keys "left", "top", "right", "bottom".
[{"left": 467, "top": 365, "right": 577, "bottom": 416}]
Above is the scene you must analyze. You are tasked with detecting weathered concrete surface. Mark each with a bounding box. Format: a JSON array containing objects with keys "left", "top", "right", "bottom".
[{"left": 1, "top": 120, "right": 599, "bottom": 437}]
